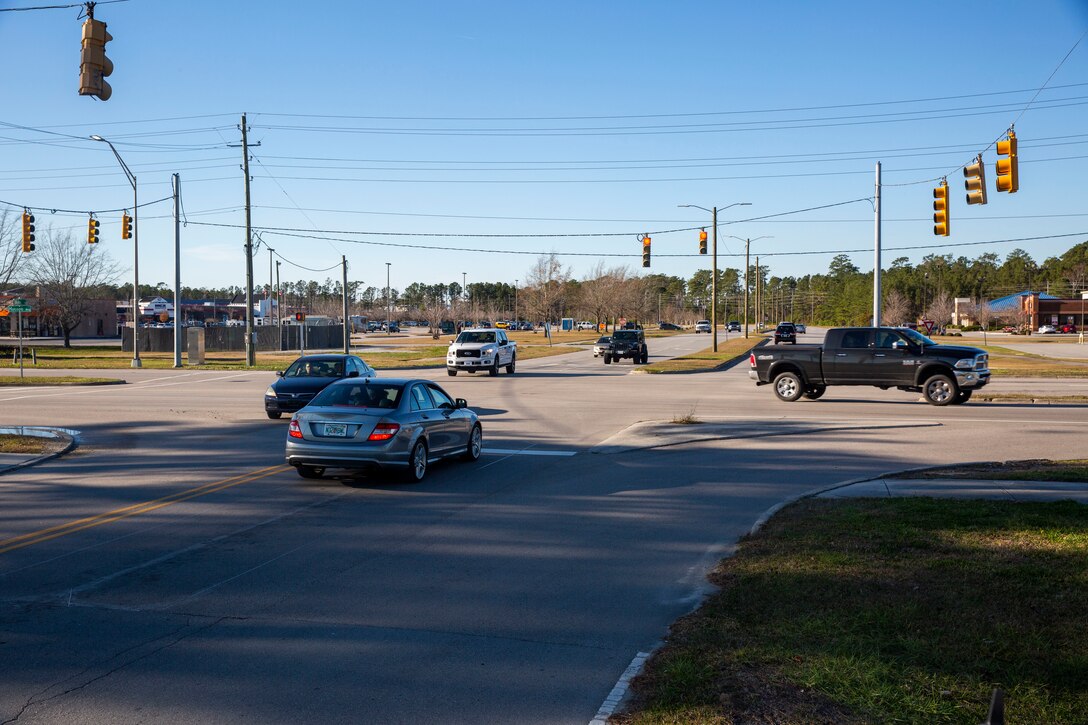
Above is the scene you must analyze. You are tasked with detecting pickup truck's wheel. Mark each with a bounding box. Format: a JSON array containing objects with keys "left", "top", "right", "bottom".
[
  {"left": 604, "top": 354, "right": 612, "bottom": 364},
  {"left": 488, "top": 359, "right": 499, "bottom": 376},
  {"left": 923, "top": 374, "right": 956, "bottom": 406},
  {"left": 952, "top": 389, "right": 973, "bottom": 404},
  {"left": 802, "top": 384, "right": 827, "bottom": 400},
  {"left": 773, "top": 371, "right": 804, "bottom": 402},
  {"left": 641, "top": 348, "right": 649, "bottom": 364},
  {"left": 506, "top": 354, "right": 516, "bottom": 374},
  {"left": 447, "top": 369, "right": 457, "bottom": 377}
]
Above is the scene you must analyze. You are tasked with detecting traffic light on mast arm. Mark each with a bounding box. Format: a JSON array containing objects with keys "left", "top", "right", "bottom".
[
  {"left": 21, "top": 211, "right": 35, "bottom": 252},
  {"left": 79, "top": 16, "right": 113, "bottom": 101},
  {"left": 88, "top": 216, "right": 100, "bottom": 244},
  {"left": 642, "top": 235, "right": 651, "bottom": 267},
  {"left": 932, "top": 181, "right": 950, "bottom": 237},
  {"left": 121, "top": 211, "right": 132, "bottom": 239},
  {"left": 996, "top": 129, "right": 1018, "bottom": 193},
  {"left": 699, "top": 229, "right": 708, "bottom": 255},
  {"left": 963, "top": 154, "right": 988, "bottom": 205}
]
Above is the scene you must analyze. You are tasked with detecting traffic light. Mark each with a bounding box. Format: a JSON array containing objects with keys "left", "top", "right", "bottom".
[
  {"left": 121, "top": 212, "right": 132, "bottom": 239},
  {"left": 21, "top": 212, "right": 35, "bottom": 252},
  {"left": 963, "top": 154, "right": 988, "bottom": 205},
  {"left": 996, "top": 129, "right": 1018, "bottom": 193},
  {"left": 642, "top": 235, "right": 651, "bottom": 268},
  {"left": 79, "top": 17, "right": 113, "bottom": 101},
  {"left": 88, "top": 217, "right": 100, "bottom": 244},
  {"left": 699, "top": 229, "right": 708, "bottom": 255},
  {"left": 295, "top": 312, "right": 306, "bottom": 322},
  {"left": 932, "top": 182, "right": 950, "bottom": 237}
]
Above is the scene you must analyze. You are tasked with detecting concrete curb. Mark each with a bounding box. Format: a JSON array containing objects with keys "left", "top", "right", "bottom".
[
  {"left": 0, "top": 427, "right": 77, "bottom": 475},
  {"left": 0, "top": 378, "right": 126, "bottom": 386}
]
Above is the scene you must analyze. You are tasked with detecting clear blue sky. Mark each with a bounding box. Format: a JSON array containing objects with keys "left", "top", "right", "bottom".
[{"left": 2, "top": 0, "right": 1086, "bottom": 294}]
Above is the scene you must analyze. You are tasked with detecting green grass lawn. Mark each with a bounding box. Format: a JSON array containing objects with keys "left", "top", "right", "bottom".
[
  {"left": 641, "top": 337, "right": 761, "bottom": 374},
  {"left": 619, "top": 497, "right": 1088, "bottom": 725},
  {"left": 0, "top": 375, "right": 122, "bottom": 386}
]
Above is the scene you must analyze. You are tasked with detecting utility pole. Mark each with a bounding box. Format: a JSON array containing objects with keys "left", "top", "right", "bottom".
[
  {"left": 172, "top": 173, "right": 182, "bottom": 368},
  {"left": 241, "top": 113, "right": 255, "bottom": 366},
  {"left": 275, "top": 260, "right": 281, "bottom": 349},
  {"left": 755, "top": 255, "right": 760, "bottom": 330},
  {"left": 711, "top": 206, "right": 719, "bottom": 351},
  {"left": 873, "top": 161, "right": 882, "bottom": 327},
  {"left": 341, "top": 255, "right": 349, "bottom": 354},
  {"left": 514, "top": 279, "right": 518, "bottom": 324},
  {"left": 744, "top": 238, "right": 750, "bottom": 339},
  {"left": 386, "top": 262, "right": 392, "bottom": 335}
]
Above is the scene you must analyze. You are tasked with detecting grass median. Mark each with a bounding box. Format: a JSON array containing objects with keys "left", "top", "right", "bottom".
[
  {"left": 0, "top": 341, "right": 581, "bottom": 371},
  {"left": 618, "top": 477, "right": 1088, "bottom": 724},
  {"left": 641, "top": 336, "right": 761, "bottom": 374}
]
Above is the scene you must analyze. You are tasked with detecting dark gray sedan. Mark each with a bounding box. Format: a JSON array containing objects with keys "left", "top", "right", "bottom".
[{"left": 284, "top": 378, "right": 482, "bottom": 482}]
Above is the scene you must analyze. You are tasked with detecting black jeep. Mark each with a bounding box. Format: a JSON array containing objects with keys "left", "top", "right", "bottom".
[{"left": 604, "top": 329, "right": 649, "bottom": 365}]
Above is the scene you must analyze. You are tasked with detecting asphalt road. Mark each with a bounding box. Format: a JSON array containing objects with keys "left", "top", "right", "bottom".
[{"left": 2, "top": 333, "right": 1086, "bottom": 724}]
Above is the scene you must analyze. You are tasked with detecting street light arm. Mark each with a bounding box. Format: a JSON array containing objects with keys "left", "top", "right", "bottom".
[{"left": 90, "top": 135, "right": 135, "bottom": 189}]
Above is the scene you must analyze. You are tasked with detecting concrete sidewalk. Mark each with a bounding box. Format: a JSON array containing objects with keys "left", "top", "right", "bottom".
[{"left": 818, "top": 477, "right": 1088, "bottom": 503}]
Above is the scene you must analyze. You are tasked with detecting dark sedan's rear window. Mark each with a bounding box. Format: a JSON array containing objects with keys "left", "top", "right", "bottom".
[{"left": 311, "top": 383, "right": 402, "bottom": 409}]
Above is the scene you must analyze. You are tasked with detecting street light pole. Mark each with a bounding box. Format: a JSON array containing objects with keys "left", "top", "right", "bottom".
[
  {"left": 386, "top": 262, "right": 392, "bottom": 335},
  {"left": 514, "top": 279, "right": 518, "bottom": 325},
  {"left": 678, "top": 202, "right": 751, "bottom": 351},
  {"left": 91, "top": 134, "right": 141, "bottom": 368}
]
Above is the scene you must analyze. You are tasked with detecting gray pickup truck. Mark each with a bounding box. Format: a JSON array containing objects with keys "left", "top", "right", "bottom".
[{"left": 749, "top": 326, "right": 990, "bottom": 405}]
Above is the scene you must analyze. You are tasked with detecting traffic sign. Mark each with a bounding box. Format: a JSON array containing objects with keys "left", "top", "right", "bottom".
[
  {"left": 7, "top": 298, "right": 31, "bottom": 313},
  {"left": 922, "top": 319, "right": 935, "bottom": 334}
]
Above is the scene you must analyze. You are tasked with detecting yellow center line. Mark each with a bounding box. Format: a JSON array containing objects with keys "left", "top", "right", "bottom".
[{"left": 0, "top": 464, "right": 292, "bottom": 556}]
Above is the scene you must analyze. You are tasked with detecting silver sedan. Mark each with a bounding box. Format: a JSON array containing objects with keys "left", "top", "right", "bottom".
[{"left": 284, "top": 378, "right": 482, "bottom": 482}]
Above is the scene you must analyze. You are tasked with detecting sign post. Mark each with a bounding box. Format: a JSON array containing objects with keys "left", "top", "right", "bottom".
[{"left": 6, "top": 299, "right": 32, "bottom": 379}]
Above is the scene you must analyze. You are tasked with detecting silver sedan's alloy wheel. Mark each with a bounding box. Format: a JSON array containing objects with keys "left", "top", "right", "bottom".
[
  {"left": 923, "top": 374, "right": 956, "bottom": 406},
  {"left": 464, "top": 424, "right": 482, "bottom": 461},
  {"left": 405, "top": 440, "right": 428, "bottom": 482}
]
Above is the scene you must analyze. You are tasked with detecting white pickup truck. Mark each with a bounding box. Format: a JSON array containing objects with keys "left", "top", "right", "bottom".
[{"left": 446, "top": 328, "right": 517, "bottom": 376}]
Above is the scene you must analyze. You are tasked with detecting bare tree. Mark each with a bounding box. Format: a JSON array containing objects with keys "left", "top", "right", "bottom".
[
  {"left": 882, "top": 289, "right": 911, "bottom": 325},
  {"left": 522, "top": 253, "right": 571, "bottom": 325},
  {"left": 26, "top": 230, "right": 123, "bottom": 347},
  {"left": 926, "top": 292, "right": 955, "bottom": 334},
  {"left": 0, "top": 209, "right": 26, "bottom": 288}
]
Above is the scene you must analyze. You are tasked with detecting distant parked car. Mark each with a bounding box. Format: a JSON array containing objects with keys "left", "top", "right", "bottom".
[
  {"left": 658, "top": 322, "right": 682, "bottom": 331},
  {"left": 1060, "top": 323, "right": 1078, "bottom": 334},
  {"left": 265, "top": 354, "right": 376, "bottom": 419},
  {"left": 694, "top": 320, "right": 711, "bottom": 333},
  {"left": 576, "top": 321, "right": 596, "bottom": 330},
  {"left": 1038, "top": 324, "right": 1057, "bottom": 334}
]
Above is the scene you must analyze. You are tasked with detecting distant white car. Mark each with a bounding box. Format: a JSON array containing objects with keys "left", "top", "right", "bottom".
[
  {"left": 694, "top": 320, "right": 711, "bottom": 333},
  {"left": 577, "top": 321, "right": 596, "bottom": 331},
  {"left": 795, "top": 323, "right": 807, "bottom": 334},
  {"left": 1037, "top": 324, "right": 1057, "bottom": 334}
]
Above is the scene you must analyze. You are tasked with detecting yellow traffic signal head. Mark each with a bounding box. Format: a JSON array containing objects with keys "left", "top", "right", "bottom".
[
  {"left": 698, "top": 229, "right": 708, "bottom": 255},
  {"left": 963, "top": 155, "right": 988, "bottom": 205},
  {"left": 121, "top": 212, "right": 132, "bottom": 239},
  {"left": 79, "top": 18, "right": 113, "bottom": 101},
  {"left": 642, "top": 235, "right": 651, "bottom": 268},
  {"left": 995, "top": 130, "right": 1018, "bottom": 193},
  {"left": 88, "top": 217, "right": 100, "bottom": 244},
  {"left": 932, "top": 182, "right": 950, "bottom": 237},
  {"left": 21, "top": 212, "right": 35, "bottom": 252}
]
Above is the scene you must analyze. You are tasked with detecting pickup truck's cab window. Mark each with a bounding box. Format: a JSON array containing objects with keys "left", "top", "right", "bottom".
[
  {"left": 873, "top": 330, "right": 902, "bottom": 349},
  {"left": 840, "top": 330, "right": 869, "bottom": 349}
]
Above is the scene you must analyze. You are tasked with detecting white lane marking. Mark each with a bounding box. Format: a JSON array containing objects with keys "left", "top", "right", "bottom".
[
  {"left": 483, "top": 448, "right": 577, "bottom": 457},
  {"left": 590, "top": 650, "right": 651, "bottom": 724}
]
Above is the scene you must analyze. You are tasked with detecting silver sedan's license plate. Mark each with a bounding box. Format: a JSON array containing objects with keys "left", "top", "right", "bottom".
[{"left": 324, "top": 423, "right": 347, "bottom": 437}]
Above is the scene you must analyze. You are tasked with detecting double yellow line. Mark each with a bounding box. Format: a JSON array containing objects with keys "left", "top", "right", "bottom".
[{"left": 0, "top": 464, "right": 290, "bottom": 556}]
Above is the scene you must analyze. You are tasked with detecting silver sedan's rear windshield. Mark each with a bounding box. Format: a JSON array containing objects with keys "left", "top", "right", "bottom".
[{"left": 311, "top": 383, "right": 403, "bottom": 409}]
